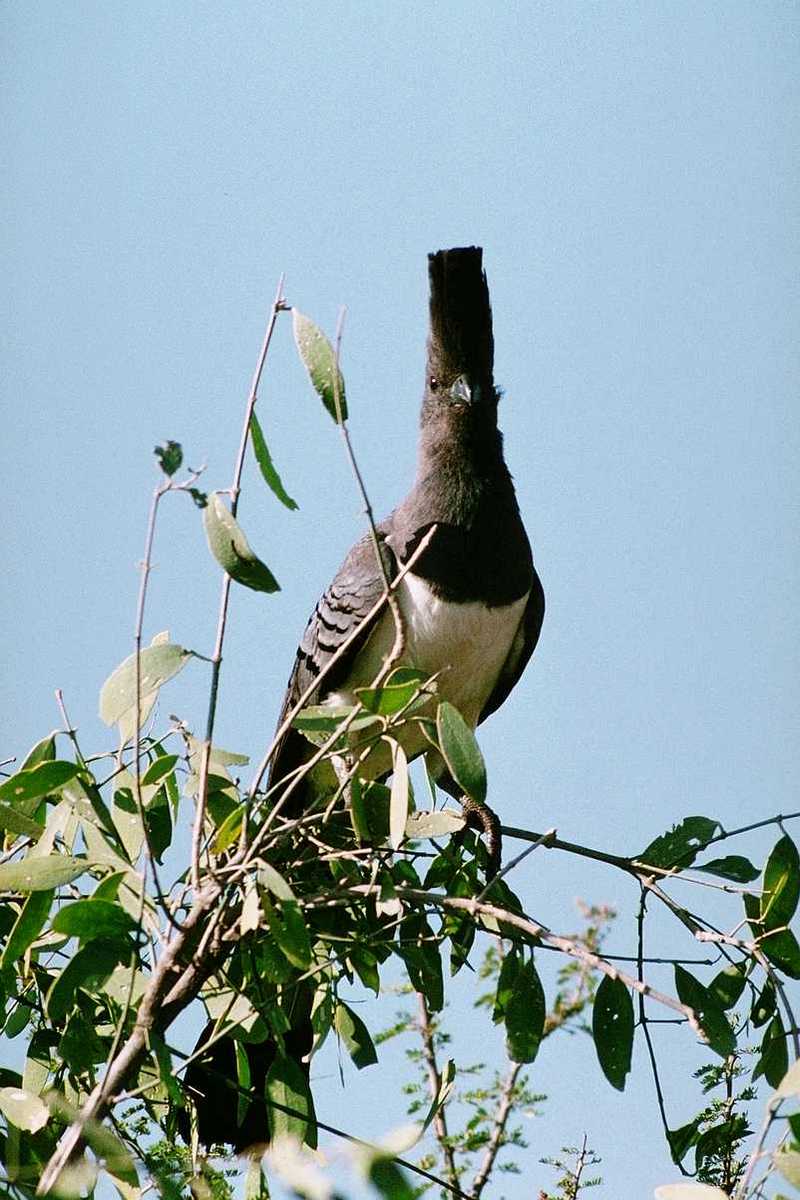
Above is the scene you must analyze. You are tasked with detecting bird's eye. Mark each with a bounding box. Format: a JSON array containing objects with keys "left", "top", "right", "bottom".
[{"left": 429, "top": 377, "right": 439, "bottom": 392}]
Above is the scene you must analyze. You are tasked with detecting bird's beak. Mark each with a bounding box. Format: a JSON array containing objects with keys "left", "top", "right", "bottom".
[{"left": 449, "top": 375, "right": 477, "bottom": 406}]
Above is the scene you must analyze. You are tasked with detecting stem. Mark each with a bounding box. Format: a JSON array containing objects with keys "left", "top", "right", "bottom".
[
  {"left": 191, "top": 275, "right": 287, "bottom": 890},
  {"left": 471, "top": 1060, "right": 522, "bottom": 1199},
  {"left": 417, "top": 992, "right": 460, "bottom": 1190}
]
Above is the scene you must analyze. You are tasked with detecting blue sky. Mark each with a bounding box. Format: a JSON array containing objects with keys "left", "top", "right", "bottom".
[{"left": 3, "top": 4, "right": 799, "bottom": 1196}]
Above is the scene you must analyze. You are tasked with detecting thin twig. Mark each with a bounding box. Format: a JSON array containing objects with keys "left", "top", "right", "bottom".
[
  {"left": 471, "top": 1060, "right": 522, "bottom": 1199},
  {"left": 191, "top": 275, "right": 287, "bottom": 890},
  {"left": 417, "top": 992, "right": 460, "bottom": 1190}
]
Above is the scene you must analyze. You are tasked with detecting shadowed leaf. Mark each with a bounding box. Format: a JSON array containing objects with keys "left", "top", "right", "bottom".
[
  {"left": 638, "top": 816, "right": 720, "bottom": 871},
  {"left": 266, "top": 1053, "right": 317, "bottom": 1148},
  {"left": 674, "top": 965, "right": 735, "bottom": 1057},
  {"left": 761, "top": 834, "right": 800, "bottom": 930},
  {"left": 592, "top": 974, "right": 634, "bottom": 1090},
  {"left": 334, "top": 1002, "right": 378, "bottom": 1069},
  {"left": 505, "top": 958, "right": 545, "bottom": 1063},
  {"left": 436, "top": 701, "right": 487, "bottom": 806}
]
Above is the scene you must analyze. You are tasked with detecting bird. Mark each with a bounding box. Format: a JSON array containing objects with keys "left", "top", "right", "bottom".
[{"left": 183, "top": 245, "right": 544, "bottom": 1151}]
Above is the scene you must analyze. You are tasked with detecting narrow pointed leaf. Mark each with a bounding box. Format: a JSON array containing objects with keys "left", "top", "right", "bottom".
[
  {"left": 0, "top": 855, "right": 90, "bottom": 893},
  {"left": 436, "top": 701, "right": 487, "bottom": 805},
  {"left": 389, "top": 741, "right": 410, "bottom": 850},
  {"left": 249, "top": 411, "right": 298, "bottom": 510},
  {"left": 20, "top": 733, "right": 57, "bottom": 771},
  {"left": 266, "top": 1053, "right": 317, "bottom": 1147},
  {"left": 592, "top": 974, "right": 634, "bottom": 1090},
  {"left": 100, "top": 643, "right": 191, "bottom": 726},
  {"left": 292, "top": 309, "right": 347, "bottom": 422},
  {"left": 1, "top": 889, "right": 53, "bottom": 967},
  {"left": 140, "top": 755, "right": 179, "bottom": 787},
  {"left": 203, "top": 493, "right": 280, "bottom": 592},
  {"left": 421, "top": 1058, "right": 455, "bottom": 1133},
  {"left": 335, "top": 1002, "right": 378, "bottom": 1069}
]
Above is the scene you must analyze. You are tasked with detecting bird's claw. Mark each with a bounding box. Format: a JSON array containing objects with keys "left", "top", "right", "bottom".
[{"left": 458, "top": 795, "right": 502, "bottom": 880}]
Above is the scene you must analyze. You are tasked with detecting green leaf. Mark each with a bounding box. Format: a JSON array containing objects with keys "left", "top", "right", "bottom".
[
  {"left": 203, "top": 493, "right": 280, "bottom": 592},
  {"left": 0, "top": 761, "right": 80, "bottom": 807},
  {"left": 292, "top": 309, "right": 347, "bottom": 423},
  {"left": 268, "top": 899, "right": 311, "bottom": 970},
  {"left": 404, "top": 809, "right": 465, "bottom": 840},
  {"left": 436, "top": 701, "right": 487, "bottom": 806},
  {"left": 140, "top": 755, "right": 179, "bottom": 787},
  {"left": 1, "top": 890, "right": 53, "bottom": 967},
  {"left": 753, "top": 1013, "right": 789, "bottom": 1088},
  {"left": 674, "top": 965, "right": 735, "bottom": 1058},
  {"left": 421, "top": 1058, "right": 455, "bottom": 1133},
  {"left": 99, "top": 643, "right": 191, "bottom": 726},
  {"left": 249, "top": 411, "right": 298, "bottom": 510},
  {"left": 0, "top": 855, "right": 90, "bottom": 893},
  {"left": 356, "top": 668, "right": 432, "bottom": 716},
  {"left": 334, "top": 1002, "right": 378, "bottom": 1070},
  {"left": 52, "top": 899, "right": 136, "bottom": 941},
  {"left": 493, "top": 949, "right": 520, "bottom": 1024},
  {"left": 292, "top": 704, "right": 379, "bottom": 735},
  {"left": 46, "top": 940, "right": 124, "bottom": 1025},
  {"left": 505, "top": 958, "right": 546, "bottom": 1063},
  {"left": 667, "top": 1119, "right": 702, "bottom": 1164},
  {"left": 761, "top": 835, "right": 800, "bottom": 930},
  {"left": 592, "top": 974, "right": 634, "bottom": 1090},
  {"left": 751, "top": 980, "right": 776, "bottom": 1028},
  {"left": 154, "top": 440, "right": 183, "bottom": 476},
  {"left": 760, "top": 927, "right": 800, "bottom": 978},
  {"left": 389, "top": 741, "right": 410, "bottom": 851},
  {"left": 0, "top": 804, "right": 44, "bottom": 840},
  {"left": 397, "top": 914, "right": 444, "bottom": 1012},
  {"left": 0, "top": 1086, "right": 49, "bottom": 1133},
  {"left": 638, "top": 816, "right": 720, "bottom": 871},
  {"left": 266, "top": 1053, "right": 317, "bottom": 1147},
  {"left": 236, "top": 1040, "right": 253, "bottom": 1130},
  {"left": 258, "top": 863, "right": 296, "bottom": 902},
  {"left": 695, "top": 855, "right": 761, "bottom": 883},
  {"left": 20, "top": 733, "right": 57, "bottom": 771},
  {"left": 707, "top": 964, "right": 747, "bottom": 1010},
  {"left": 367, "top": 1158, "right": 414, "bottom": 1200}
]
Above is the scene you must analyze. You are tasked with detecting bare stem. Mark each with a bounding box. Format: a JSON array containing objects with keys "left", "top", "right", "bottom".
[
  {"left": 471, "top": 1060, "right": 522, "bottom": 1199},
  {"left": 417, "top": 992, "right": 460, "bottom": 1190}
]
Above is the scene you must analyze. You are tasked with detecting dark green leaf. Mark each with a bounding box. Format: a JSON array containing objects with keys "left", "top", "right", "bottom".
[
  {"left": 266, "top": 1052, "right": 317, "bottom": 1147},
  {"left": 751, "top": 981, "right": 776, "bottom": 1028},
  {"left": 52, "top": 899, "right": 136, "bottom": 941},
  {"left": 154, "top": 440, "right": 183, "bottom": 476},
  {"left": 236, "top": 1040, "right": 252, "bottom": 1130},
  {"left": 674, "top": 965, "right": 735, "bottom": 1057},
  {"left": 334, "top": 1002, "right": 378, "bottom": 1070},
  {"left": 760, "top": 928, "right": 800, "bottom": 979},
  {"left": 140, "top": 755, "right": 179, "bottom": 787},
  {"left": 292, "top": 309, "right": 347, "bottom": 423},
  {"left": 0, "top": 855, "right": 90, "bottom": 893},
  {"left": 99, "top": 643, "right": 191, "bottom": 726},
  {"left": 249, "top": 411, "right": 298, "bottom": 510},
  {"left": 436, "top": 701, "right": 487, "bottom": 806},
  {"left": 753, "top": 1014, "right": 789, "bottom": 1088},
  {"left": 695, "top": 1118, "right": 751, "bottom": 1173},
  {"left": 1, "top": 890, "right": 53, "bottom": 968},
  {"left": 349, "top": 945, "right": 380, "bottom": 994},
  {"left": 368, "top": 1158, "right": 414, "bottom": 1200},
  {"left": 268, "top": 899, "right": 311, "bottom": 970},
  {"left": 638, "top": 816, "right": 720, "bottom": 870},
  {"left": 505, "top": 958, "right": 546, "bottom": 1063},
  {"left": 761, "top": 835, "right": 800, "bottom": 930},
  {"left": 592, "top": 975, "right": 634, "bottom": 1090},
  {"left": 0, "top": 804, "right": 43, "bottom": 839},
  {"left": 397, "top": 914, "right": 444, "bottom": 1012},
  {"left": 0, "top": 762, "right": 80, "bottom": 807},
  {"left": 20, "top": 733, "right": 57, "bottom": 771},
  {"left": 696, "top": 855, "right": 761, "bottom": 883},
  {"left": 707, "top": 964, "right": 747, "bottom": 1010},
  {"left": 46, "top": 941, "right": 123, "bottom": 1025},
  {"left": 203, "top": 493, "right": 280, "bottom": 592},
  {"left": 667, "top": 1119, "right": 701, "bottom": 1164},
  {"left": 493, "top": 950, "right": 520, "bottom": 1024}
]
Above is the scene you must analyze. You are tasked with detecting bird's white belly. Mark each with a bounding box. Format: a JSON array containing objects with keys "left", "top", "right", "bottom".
[{"left": 324, "top": 574, "right": 528, "bottom": 777}]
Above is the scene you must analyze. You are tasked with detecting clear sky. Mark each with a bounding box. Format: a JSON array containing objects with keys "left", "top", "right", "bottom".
[{"left": 3, "top": 4, "right": 799, "bottom": 1197}]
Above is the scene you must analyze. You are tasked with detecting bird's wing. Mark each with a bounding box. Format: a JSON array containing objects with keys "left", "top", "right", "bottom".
[
  {"left": 268, "top": 529, "right": 398, "bottom": 793},
  {"left": 477, "top": 566, "right": 545, "bottom": 725}
]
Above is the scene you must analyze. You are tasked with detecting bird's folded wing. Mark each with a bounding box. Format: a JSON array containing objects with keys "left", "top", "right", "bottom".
[
  {"left": 478, "top": 568, "right": 545, "bottom": 725},
  {"left": 267, "top": 529, "right": 398, "bottom": 793}
]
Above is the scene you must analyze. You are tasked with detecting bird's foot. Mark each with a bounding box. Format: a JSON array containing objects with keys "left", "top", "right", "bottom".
[{"left": 459, "top": 795, "right": 502, "bottom": 879}]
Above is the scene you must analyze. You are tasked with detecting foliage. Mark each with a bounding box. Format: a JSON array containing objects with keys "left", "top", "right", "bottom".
[{"left": 2, "top": 294, "right": 800, "bottom": 1200}]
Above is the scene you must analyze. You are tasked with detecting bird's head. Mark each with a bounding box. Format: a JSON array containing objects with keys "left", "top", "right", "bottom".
[{"left": 422, "top": 246, "right": 497, "bottom": 425}]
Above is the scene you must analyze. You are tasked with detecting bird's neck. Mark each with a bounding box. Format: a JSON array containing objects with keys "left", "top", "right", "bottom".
[{"left": 412, "top": 408, "right": 512, "bottom": 526}]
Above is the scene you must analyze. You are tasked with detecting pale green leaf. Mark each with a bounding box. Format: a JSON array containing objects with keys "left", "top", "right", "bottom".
[
  {"left": 0, "top": 855, "right": 91, "bottom": 893},
  {"left": 266, "top": 1053, "right": 317, "bottom": 1147},
  {"left": 292, "top": 309, "right": 347, "bottom": 422},
  {"left": 203, "top": 493, "right": 280, "bottom": 592},
  {"left": 389, "top": 741, "right": 410, "bottom": 851},
  {"left": 436, "top": 701, "right": 487, "bottom": 805},
  {"left": 405, "top": 809, "right": 465, "bottom": 840},
  {"left": 99, "top": 643, "right": 191, "bottom": 726},
  {"left": 0, "top": 761, "right": 80, "bottom": 807},
  {"left": 0, "top": 1086, "right": 49, "bottom": 1132}
]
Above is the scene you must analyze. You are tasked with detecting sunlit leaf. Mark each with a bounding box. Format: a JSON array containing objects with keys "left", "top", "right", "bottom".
[
  {"left": 404, "top": 809, "right": 465, "bottom": 840},
  {"left": 0, "top": 855, "right": 90, "bottom": 893},
  {"left": 436, "top": 701, "right": 486, "bottom": 805},
  {"left": 266, "top": 1053, "right": 317, "bottom": 1148},
  {"left": 140, "top": 755, "right": 179, "bottom": 787},
  {"left": 100, "top": 643, "right": 192, "bottom": 726},
  {"left": 592, "top": 974, "right": 634, "bottom": 1090},
  {"left": 334, "top": 1002, "right": 378, "bottom": 1070},
  {"left": 638, "top": 816, "right": 720, "bottom": 871},
  {"left": 292, "top": 309, "right": 347, "bottom": 423},
  {"left": 761, "top": 834, "right": 800, "bottom": 930},
  {"left": 259, "top": 863, "right": 296, "bottom": 902},
  {"left": 20, "top": 732, "right": 57, "bottom": 771},
  {"left": 505, "top": 958, "right": 545, "bottom": 1063},
  {"left": 1, "top": 889, "right": 53, "bottom": 968},
  {"left": 250, "top": 411, "right": 298, "bottom": 510},
  {"left": 0, "top": 1086, "right": 49, "bottom": 1133},
  {"left": 674, "top": 965, "right": 735, "bottom": 1058},
  {"left": 356, "top": 668, "right": 432, "bottom": 716},
  {"left": 0, "top": 761, "right": 80, "bottom": 807},
  {"left": 203, "top": 492, "right": 280, "bottom": 592},
  {"left": 389, "top": 741, "right": 410, "bottom": 851}
]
